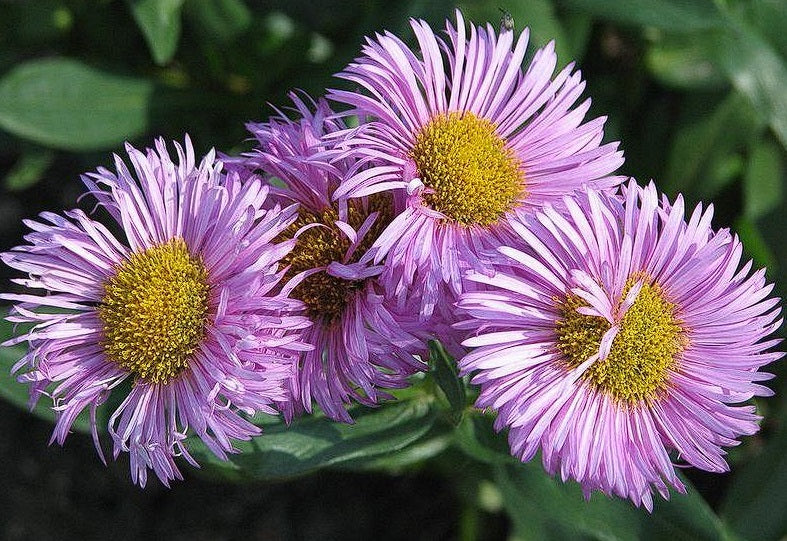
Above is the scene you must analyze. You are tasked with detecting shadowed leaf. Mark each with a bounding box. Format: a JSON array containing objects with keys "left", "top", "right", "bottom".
[
  {"left": 189, "top": 397, "right": 439, "bottom": 481},
  {"left": 128, "top": 0, "right": 184, "bottom": 65},
  {"left": 560, "top": 0, "right": 724, "bottom": 32},
  {"left": 0, "top": 58, "right": 154, "bottom": 151}
]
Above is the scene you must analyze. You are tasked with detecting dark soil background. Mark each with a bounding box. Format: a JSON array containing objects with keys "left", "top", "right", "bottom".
[{"left": 1, "top": 400, "right": 502, "bottom": 540}]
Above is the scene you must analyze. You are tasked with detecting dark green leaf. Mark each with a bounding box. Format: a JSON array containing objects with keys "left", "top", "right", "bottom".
[
  {"left": 342, "top": 429, "right": 452, "bottom": 472},
  {"left": 189, "top": 397, "right": 438, "bottom": 481},
  {"left": 646, "top": 482, "right": 741, "bottom": 541},
  {"left": 663, "top": 92, "right": 765, "bottom": 197},
  {"left": 509, "top": 0, "right": 574, "bottom": 67},
  {"left": 495, "top": 461, "right": 737, "bottom": 541},
  {"left": 646, "top": 33, "right": 725, "bottom": 90},
  {"left": 742, "top": 0, "right": 787, "bottom": 60},
  {"left": 705, "top": 153, "right": 746, "bottom": 196},
  {"left": 709, "top": 22, "right": 787, "bottom": 150},
  {"left": 4, "top": 0, "right": 72, "bottom": 45},
  {"left": 428, "top": 340, "right": 466, "bottom": 421},
  {"left": 0, "top": 58, "right": 154, "bottom": 151},
  {"left": 744, "top": 137, "right": 784, "bottom": 219},
  {"left": 722, "top": 412, "right": 787, "bottom": 541},
  {"left": 495, "top": 462, "right": 642, "bottom": 541},
  {"left": 454, "top": 412, "right": 515, "bottom": 466},
  {"left": 184, "top": 0, "right": 251, "bottom": 43},
  {"left": 735, "top": 216, "right": 778, "bottom": 272},
  {"left": 4, "top": 147, "right": 55, "bottom": 191},
  {"left": 128, "top": 0, "right": 184, "bottom": 65},
  {"left": 561, "top": 13, "right": 593, "bottom": 62},
  {"left": 560, "top": 0, "right": 724, "bottom": 32}
]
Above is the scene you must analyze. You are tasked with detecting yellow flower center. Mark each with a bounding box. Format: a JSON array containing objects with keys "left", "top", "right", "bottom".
[
  {"left": 281, "top": 194, "right": 392, "bottom": 324},
  {"left": 554, "top": 278, "right": 687, "bottom": 404},
  {"left": 410, "top": 111, "right": 524, "bottom": 226},
  {"left": 98, "top": 238, "right": 210, "bottom": 384}
]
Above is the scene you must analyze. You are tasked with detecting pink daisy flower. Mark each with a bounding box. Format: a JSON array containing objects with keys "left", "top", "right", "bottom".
[
  {"left": 328, "top": 10, "right": 624, "bottom": 334},
  {"left": 456, "top": 180, "right": 783, "bottom": 509},
  {"left": 239, "top": 94, "right": 426, "bottom": 423},
  {"left": 1, "top": 137, "right": 311, "bottom": 487}
]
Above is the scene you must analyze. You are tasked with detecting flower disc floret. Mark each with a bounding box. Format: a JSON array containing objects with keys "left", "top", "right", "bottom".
[
  {"left": 556, "top": 279, "right": 686, "bottom": 404},
  {"left": 411, "top": 112, "right": 524, "bottom": 226},
  {"left": 99, "top": 238, "right": 210, "bottom": 384}
]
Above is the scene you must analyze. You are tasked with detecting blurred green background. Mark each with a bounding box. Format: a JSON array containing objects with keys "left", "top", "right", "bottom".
[{"left": 0, "top": 0, "right": 785, "bottom": 539}]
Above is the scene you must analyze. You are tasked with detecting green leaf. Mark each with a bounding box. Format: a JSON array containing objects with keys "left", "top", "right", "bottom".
[
  {"left": 495, "top": 462, "right": 642, "bottom": 541},
  {"left": 560, "top": 0, "right": 724, "bottom": 32},
  {"left": 128, "top": 0, "right": 184, "bottom": 65},
  {"left": 3, "top": 0, "right": 73, "bottom": 45},
  {"left": 647, "top": 483, "right": 741, "bottom": 541},
  {"left": 734, "top": 216, "right": 778, "bottom": 272},
  {"left": 709, "top": 22, "right": 787, "bottom": 150},
  {"left": 184, "top": 0, "right": 251, "bottom": 43},
  {"left": 742, "top": 0, "right": 787, "bottom": 61},
  {"left": 646, "top": 34, "right": 725, "bottom": 90},
  {"left": 561, "top": 13, "right": 593, "bottom": 62},
  {"left": 4, "top": 147, "right": 55, "bottom": 191},
  {"left": 663, "top": 91, "right": 765, "bottom": 197},
  {"left": 342, "top": 429, "right": 452, "bottom": 472},
  {"left": 496, "top": 461, "right": 737, "bottom": 541},
  {"left": 428, "top": 340, "right": 466, "bottom": 421},
  {"left": 189, "top": 397, "right": 438, "bottom": 481},
  {"left": 743, "top": 137, "right": 785, "bottom": 219},
  {"left": 509, "top": 0, "right": 574, "bottom": 67},
  {"left": 454, "top": 412, "right": 515, "bottom": 466},
  {"left": 722, "top": 415, "right": 787, "bottom": 541},
  {"left": 706, "top": 153, "right": 746, "bottom": 196},
  {"left": 0, "top": 58, "right": 154, "bottom": 151}
]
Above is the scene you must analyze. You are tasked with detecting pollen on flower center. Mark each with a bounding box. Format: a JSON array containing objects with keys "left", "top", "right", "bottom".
[
  {"left": 99, "top": 238, "right": 210, "bottom": 384},
  {"left": 554, "top": 278, "right": 687, "bottom": 404},
  {"left": 281, "top": 194, "right": 392, "bottom": 324},
  {"left": 410, "top": 111, "right": 524, "bottom": 227}
]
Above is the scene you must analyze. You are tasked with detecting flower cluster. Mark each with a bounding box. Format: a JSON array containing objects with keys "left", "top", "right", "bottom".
[{"left": 1, "top": 10, "right": 781, "bottom": 507}]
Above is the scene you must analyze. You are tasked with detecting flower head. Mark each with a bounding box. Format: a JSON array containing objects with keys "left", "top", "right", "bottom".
[
  {"left": 2, "top": 137, "right": 310, "bottom": 487},
  {"left": 328, "top": 11, "right": 624, "bottom": 332},
  {"left": 456, "top": 180, "right": 783, "bottom": 509},
  {"left": 240, "top": 94, "right": 426, "bottom": 423}
]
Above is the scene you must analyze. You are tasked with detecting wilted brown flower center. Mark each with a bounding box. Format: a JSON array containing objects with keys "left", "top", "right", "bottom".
[{"left": 281, "top": 194, "right": 392, "bottom": 324}]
